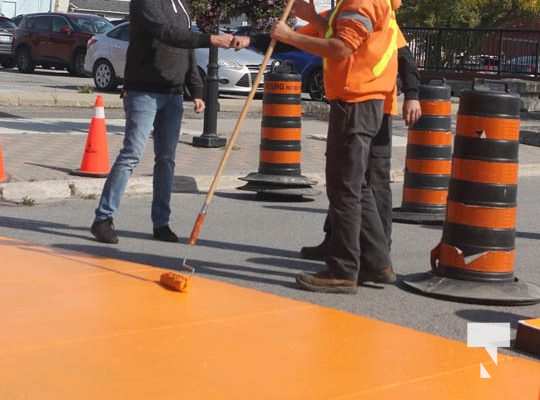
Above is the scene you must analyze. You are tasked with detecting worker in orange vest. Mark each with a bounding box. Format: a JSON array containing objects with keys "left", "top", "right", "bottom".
[
  {"left": 270, "top": 0, "right": 401, "bottom": 293},
  {"left": 299, "top": 24, "right": 422, "bottom": 259},
  {"left": 236, "top": 9, "right": 421, "bottom": 258}
]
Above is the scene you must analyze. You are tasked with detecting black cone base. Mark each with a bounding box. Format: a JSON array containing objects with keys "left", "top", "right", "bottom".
[
  {"left": 402, "top": 272, "right": 540, "bottom": 306},
  {"left": 237, "top": 181, "right": 321, "bottom": 198},
  {"left": 392, "top": 207, "right": 445, "bottom": 225},
  {"left": 192, "top": 134, "right": 227, "bottom": 148},
  {"left": 240, "top": 172, "right": 317, "bottom": 186},
  {"left": 71, "top": 169, "right": 109, "bottom": 178}
]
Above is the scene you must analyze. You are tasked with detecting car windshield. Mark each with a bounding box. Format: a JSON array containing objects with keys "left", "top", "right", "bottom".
[
  {"left": 0, "top": 19, "right": 16, "bottom": 30},
  {"left": 69, "top": 16, "right": 112, "bottom": 34}
]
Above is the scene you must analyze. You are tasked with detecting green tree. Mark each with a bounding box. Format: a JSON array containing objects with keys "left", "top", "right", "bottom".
[
  {"left": 399, "top": 0, "right": 540, "bottom": 28},
  {"left": 191, "top": 0, "right": 287, "bottom": 32}
]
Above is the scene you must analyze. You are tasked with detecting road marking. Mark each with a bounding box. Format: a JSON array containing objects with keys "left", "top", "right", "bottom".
[{"left": 0, "top": 118, "right": 201, "bottom": 136}]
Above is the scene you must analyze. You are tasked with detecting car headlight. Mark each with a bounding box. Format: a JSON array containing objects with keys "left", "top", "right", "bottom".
[{"left": 218, "top": 59, "right": 243, "bottom": 70}]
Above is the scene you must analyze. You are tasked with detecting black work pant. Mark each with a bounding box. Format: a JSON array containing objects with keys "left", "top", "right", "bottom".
[
  {"left": 325, "top": 100, "right": 391, "bottom": 280},
  {"left": 323, "top": 114, "right": 393, "bottom": 248}
]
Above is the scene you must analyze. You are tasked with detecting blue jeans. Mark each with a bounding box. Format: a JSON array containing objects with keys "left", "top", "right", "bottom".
[{"left": 94, "top": 91, "right": 183, "bottom": 228}]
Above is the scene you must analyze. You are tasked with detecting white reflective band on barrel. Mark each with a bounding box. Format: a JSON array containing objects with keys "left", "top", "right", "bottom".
[{"left": 95, "top": 107, "right": 105, "bottom": 119}]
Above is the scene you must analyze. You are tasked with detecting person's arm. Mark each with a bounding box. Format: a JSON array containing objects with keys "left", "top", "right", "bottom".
[
  {"left": 131, "top": 0, "right": 231, "bottom": 48},
  {"left": 270, "top": 5, "right": 375, "bottom": 60},
  {"left": 293, "top": 0, "right": 328, "bottom": 35},
  {"left": 186, "top": 50, "right": 204, "bottom": 100},
  {"left": 247, "top": 33, "right": 302, "bottom": 53},
  {"left": 271, "top": 23, "right": 355, "bottom": 59},
  {"left": 398, "top": 45, "right": 422, "bottom": 126},
  {"left": 398, "top": 46, "right": 420, "bottom": 101}
]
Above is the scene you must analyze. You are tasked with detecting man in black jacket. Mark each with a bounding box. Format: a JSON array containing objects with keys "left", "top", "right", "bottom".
[{"left": 91, "top": 0, "right": 235, "bottom": 244}]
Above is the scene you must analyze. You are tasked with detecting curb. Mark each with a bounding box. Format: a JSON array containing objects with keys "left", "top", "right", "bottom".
[
  {"left": 0, "top": 174, "right": 325, "bottom": 204},
  {"left": 3, "top": 164, "right": 540, "bottom": 204}
]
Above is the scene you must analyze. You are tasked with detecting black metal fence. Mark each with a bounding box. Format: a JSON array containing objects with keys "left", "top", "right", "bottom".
[{"left": 403, "top": 27, "right": 540, "bottom": 79}]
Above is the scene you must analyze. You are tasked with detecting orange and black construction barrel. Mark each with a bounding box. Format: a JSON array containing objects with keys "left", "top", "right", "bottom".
[
  {"left": 239, "top": 72, "right": 318, "bottom": 198},
  {"left": 393, "top": 83, "right": 452, "bottom": 224},
  {"left": 403, "top": 86, "right": 540, "bottom": 305}
]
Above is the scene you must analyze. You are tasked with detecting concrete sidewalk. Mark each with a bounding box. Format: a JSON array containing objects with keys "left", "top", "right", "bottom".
[{"left": 2, "top": 104, "right": 540, "bottom": 203}]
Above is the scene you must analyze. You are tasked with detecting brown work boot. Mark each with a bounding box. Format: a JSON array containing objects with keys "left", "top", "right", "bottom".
[
  {"left": 296, "top": 269, "right": 358, "bottom": 294},
  {"left": 300, "top": 241, "right": 327, "bottom": 261},
  {"left": 357, "top": 266, "right": 397, "bottom": 284}
]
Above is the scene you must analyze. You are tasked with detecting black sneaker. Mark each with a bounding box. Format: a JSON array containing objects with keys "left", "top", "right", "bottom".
[
  {"left": 91, "top": 218, "right": 119, "bottom": 244},
  {"left": 300, "top": 241, "right": 327, "bottom": 261},
  {"left": 153, "top": 225, "right": 179, "bottom": 242}
]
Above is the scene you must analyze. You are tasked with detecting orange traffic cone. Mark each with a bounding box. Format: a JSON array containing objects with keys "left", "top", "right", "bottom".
[
  {"left": 72, "top": 95, "right": 110, "bottom": 177},
  {"left": 0, "top": 144, "right": 7, "bottom": 183}
]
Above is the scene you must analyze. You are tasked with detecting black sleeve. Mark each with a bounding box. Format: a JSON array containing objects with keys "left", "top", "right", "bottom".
[
  {"left": 131, "top": 0, "right": 211, "bottom": 48},
  {"left": 248, "top": 33, "right": 300, "bottom": 54},
  {"left": 398, "top": 46, "right": 420, "bottom": 100},
  {"left": 186, "top": 50, "right": 204, "bottom": 99}
]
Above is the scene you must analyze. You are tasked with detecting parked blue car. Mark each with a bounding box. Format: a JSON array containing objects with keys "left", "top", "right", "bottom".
[
  {"left": 272, "top": 50, "right": 324, "bottom": 101},
  {"left": 235, "top": 26, "right": 325, "bottom": 101}
]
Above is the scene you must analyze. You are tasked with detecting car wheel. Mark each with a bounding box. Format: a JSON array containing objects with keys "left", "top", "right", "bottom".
[
  {"left": 93, "top": 59, "right": 118, "bottom": 91},
  {"left": 16, "top": 47, "right": 35, "bottom": 73},
  {"left": 69, "top": 49, "right": 86, "bottom": 77},
  {"left": 307, "top": 68, "right": 325, "bottom": 102}
]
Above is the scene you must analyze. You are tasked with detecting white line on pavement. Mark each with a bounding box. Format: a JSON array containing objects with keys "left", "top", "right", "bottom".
[{"left": 0, "top": 118, "right": 201, "bottom": 136}]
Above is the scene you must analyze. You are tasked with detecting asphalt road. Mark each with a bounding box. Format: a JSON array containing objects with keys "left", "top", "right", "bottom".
[
  {"left": 0, "top": 67, "right": 93, "bottom": 92},
  {"left": 1, "top": 177, "right": 539, "bottom": 356}
]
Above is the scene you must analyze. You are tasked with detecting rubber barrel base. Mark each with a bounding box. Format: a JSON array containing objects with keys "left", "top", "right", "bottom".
[
  {"left": 392, "top": 207, "right": 445, "bottom": 225},
  {"left": 401, "top": 271, "right": 540, "bottom": 306}
]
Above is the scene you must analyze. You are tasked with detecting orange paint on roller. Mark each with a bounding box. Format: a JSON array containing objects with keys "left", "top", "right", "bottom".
[{"left": 159, "top": 272, "right": 190, "bottom": 292}]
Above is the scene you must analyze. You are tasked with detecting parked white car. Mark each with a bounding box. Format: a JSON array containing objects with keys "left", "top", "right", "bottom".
[{"left": 84, "top": 22, "right": 277, "bottom": 94}]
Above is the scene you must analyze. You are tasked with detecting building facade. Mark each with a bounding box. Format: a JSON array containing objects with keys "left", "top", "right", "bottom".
[
  {"left": 68, "top": 0, "right": 129, "bottom": 19},
  {"left": 0, "top": 0, "right": 127, "bottom": 19},
  {"left": 0, "top": 0, "right": 62, "bottom": 17}
]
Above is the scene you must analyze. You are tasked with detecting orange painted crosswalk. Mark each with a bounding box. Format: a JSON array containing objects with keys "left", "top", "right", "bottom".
[{"left": 0, "top": 237, "right": 539, "bottom": 399}]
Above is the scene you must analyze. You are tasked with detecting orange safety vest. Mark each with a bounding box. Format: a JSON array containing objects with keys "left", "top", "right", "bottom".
[{"left": 323, "top": 0, "right": 398, "bottom": 103}]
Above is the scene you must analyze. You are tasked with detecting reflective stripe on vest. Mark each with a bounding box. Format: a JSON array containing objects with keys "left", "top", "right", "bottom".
[
  {"left": 324, "top": 0, "right": 398, "bottom": 78},
  {"left": 373, "top": 0, "right": 399, "bottom": 77},
  {"left": 373, "top": 16, "right": 398, "bottom": 77},
  {"left": 324, "top": 0, "right": 345, "bottom": 39}
]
